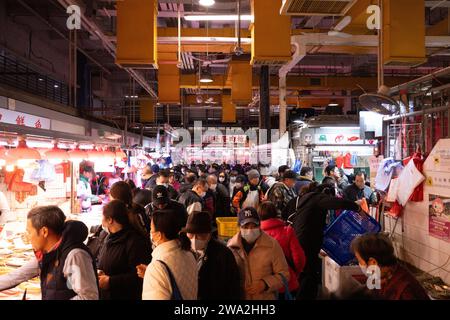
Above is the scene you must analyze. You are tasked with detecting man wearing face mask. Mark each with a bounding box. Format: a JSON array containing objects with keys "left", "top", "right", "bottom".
[
  {"left": 146, "top": 185, "right": 188, "bottom": 231},
  {"left": 207, "top": 175, "right": 231, "bottom": 217},
  {"left": 227, "top": 207, "right": 290, "bottom": 300},
  {"left": 181, "top": 211, "right": 243, "bottom": 300},
  {"left": 148, "top": 170, "right": 179, "bottom": 201},
  {"left": 178, "top": 178, "right": 209, "bottom": 215},
  {"left": 232, "top": 170, "right": 265, "bottom": 214}
]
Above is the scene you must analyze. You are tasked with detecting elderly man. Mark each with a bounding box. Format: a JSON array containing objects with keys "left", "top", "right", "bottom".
[{"left": 343, "top": 172, "right": 377, "bottom": 205}]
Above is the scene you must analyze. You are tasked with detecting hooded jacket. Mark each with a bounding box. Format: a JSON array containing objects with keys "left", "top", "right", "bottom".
[
  {"left": 39, "top": 220, "right": 98, "bottom": 300},
  {"left": 227, "top": 231, "right": 290, "bottom": 300}
]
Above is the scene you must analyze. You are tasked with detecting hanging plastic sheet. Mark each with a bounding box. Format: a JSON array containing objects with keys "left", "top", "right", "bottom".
[
  {"left": 396, "top": 159, "right": 425, "bottom": 206},
  {"left": 375, "top": 158, "right": 402, "bottom": 191}
]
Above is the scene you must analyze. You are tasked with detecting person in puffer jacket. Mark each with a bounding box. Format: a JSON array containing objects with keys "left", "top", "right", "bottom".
[{"left": 258, "top": 201, "right": 306, "bottom": 298}]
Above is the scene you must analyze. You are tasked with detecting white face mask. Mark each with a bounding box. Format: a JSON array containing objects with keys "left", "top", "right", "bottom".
[
  {"left": 235, "top": 183, "right": 243, "bottom": 189},
  {"left": 199, "top": 191, "right": 207, "bottom": 198},
  {"left": 219, "top": 177, "right": 225, "bottom": 183},
  {"left": 210, "top": 184, "right": 217, "bottom": 191},
  {"left": 240, "top": 228, "right": 261, "bottom": 244},
  {"left": 191, "top": 238, "right": 209, "bottom": 252},
  {"left": 230, "top": 176, "right": 237, "bottom": 183},
  {"left": 157, "top": 182, "right": 169, "bottom": 188}
]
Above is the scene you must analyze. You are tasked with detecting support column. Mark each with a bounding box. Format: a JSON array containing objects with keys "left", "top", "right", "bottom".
[{"left": 259, "top": 65, "right": 271, "bottom": 143}]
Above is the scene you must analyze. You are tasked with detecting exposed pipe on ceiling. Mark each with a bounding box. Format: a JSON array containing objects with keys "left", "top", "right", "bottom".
[{"left": 390, "top": 65, "right": 450, "bottom": 93}]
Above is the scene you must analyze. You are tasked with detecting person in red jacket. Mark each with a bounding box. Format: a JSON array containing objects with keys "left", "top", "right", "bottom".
[{"left": 258, "top": 201, "right": 306, "bottom": 299}]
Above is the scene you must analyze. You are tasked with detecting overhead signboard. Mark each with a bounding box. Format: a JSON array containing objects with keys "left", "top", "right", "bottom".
[{"left": 0, "top": 108, "right": 51, "bottom": 130}]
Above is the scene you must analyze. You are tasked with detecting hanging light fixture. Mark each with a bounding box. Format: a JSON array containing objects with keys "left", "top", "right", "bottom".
[
  {"left": 199, "top": 0, "right": 215, "bottom": 7},
  {"left": 7, "top": 136, "right": 41, "bottom": 167},
  {"left": 45, "top": 141, "right": 69, "bottom": 164},
  {"left": 200, "top": 66, "right": 213, "bottom": 83},
  {"left": 68, "top": 144, "right": 88, "bottom": 163}
]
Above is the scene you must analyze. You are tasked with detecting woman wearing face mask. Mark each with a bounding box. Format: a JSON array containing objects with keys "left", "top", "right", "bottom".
[
  {"left": 227, "top": 207, "right": 290, "bottom": 300},
  {"left": 97, "top": 200, "right": 152, "bottom": 300},
  {"left": 351, "top": 233, "right": 429, "bottom": 300},
  {"left": 218, "top": 171, "right": 229, "bottom": 189},
  {"left": 142, "top": 209, "right": 198, "bottom": 300},
  {"left": 181, "top": 211, "right": 243, "bottom": 300}
]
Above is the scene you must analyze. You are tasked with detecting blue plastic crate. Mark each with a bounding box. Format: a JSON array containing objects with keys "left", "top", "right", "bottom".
[{"left": 322, "top": 210, "right": 381, "bottom": 266}]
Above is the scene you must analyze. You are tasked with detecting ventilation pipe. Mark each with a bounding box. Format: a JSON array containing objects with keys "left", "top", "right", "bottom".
[{"left": 278, "top": 36, "right": 306, "bottom": 135}]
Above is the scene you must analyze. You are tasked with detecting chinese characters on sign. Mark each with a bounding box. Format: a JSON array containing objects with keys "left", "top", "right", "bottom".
[{"left": 0, "top": 109, "right": 50, "bottom": 130}]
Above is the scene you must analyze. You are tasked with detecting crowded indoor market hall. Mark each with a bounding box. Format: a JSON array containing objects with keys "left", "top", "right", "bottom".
[{"left": 0, "top": 0, "right": 449, "bottom": 304}]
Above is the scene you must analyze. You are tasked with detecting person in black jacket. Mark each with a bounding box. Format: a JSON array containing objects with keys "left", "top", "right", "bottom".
[
  {"left": 287, "top": 183, "right": 360, "bottom": 300},
  {"left": 97, "top": 200, "right": 152, "bottom": 300},
  {"left": 147, "top": 185, "right": 188, "bottom": 231},
  {"left": 181, "top": 211, "right": 243, "bottom": 300},
  {"left": 208, "top": 174, "right": 231, "bottom": 217}
]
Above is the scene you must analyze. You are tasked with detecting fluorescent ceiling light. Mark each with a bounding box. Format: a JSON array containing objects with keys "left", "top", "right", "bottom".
[
  {"left": 185, "top": 15, "right": 254, "bottom": 22},
  {"left": 328, "top": 102, "right": 339, "bottom": 106},
  {"left": 199, "top": 0, "right": 215, "bottom": 6}
]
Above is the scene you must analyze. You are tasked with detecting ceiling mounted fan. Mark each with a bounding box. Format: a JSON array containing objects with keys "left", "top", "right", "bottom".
[{"left": 359, "top": 85, "right": 400, "bottom": 115}]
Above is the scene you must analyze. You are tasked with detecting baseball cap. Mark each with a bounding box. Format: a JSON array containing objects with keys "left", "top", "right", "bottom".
[
  {"left": 238, "top": 207, "right": 260, "bottom": 227},
  {"left": 152, "top": 185, "right": 169, "bottom": 206}
]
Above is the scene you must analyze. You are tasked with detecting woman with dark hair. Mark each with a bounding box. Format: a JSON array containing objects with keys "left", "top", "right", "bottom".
[
  {"left": 110, "top": 181, "right": 150, "bottom": 236},
  {"left": 217, "top": 170, "right": 229, "bottom": 190},
  {"left": 351, "top": 233, "right": 429, "bottom": 300},
  {"left": 124, "top": 179, "right": 139, "bottom": 197},
  {"left": 142, "top": 209, "right": 198, "bottom": 300},
  {"left": 97, "top": 200, "right": 152, "bottom": 300},
  {"left": 258, "top": 201, "right": 306, "bottom": 299}
]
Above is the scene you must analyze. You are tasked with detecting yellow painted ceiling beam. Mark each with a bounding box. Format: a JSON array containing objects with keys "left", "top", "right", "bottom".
[
  {"left": 340, "top": 0, "right": 378, "bottom": 35},
  {"left": 427, "top": 16, "right": 450, "bottom": 36}
]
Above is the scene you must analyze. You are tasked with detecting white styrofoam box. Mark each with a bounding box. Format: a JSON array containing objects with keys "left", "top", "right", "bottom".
[
  {"left": 322, "top": 255, "right": 363, "bottom": 294},
  {"left": 440, "top": 240, "right": 450, "bottom": 256}
]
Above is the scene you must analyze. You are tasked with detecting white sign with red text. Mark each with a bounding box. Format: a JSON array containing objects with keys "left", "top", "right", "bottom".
[{"left": 0, "top": 109, "right": 51, "bottom": 130}]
